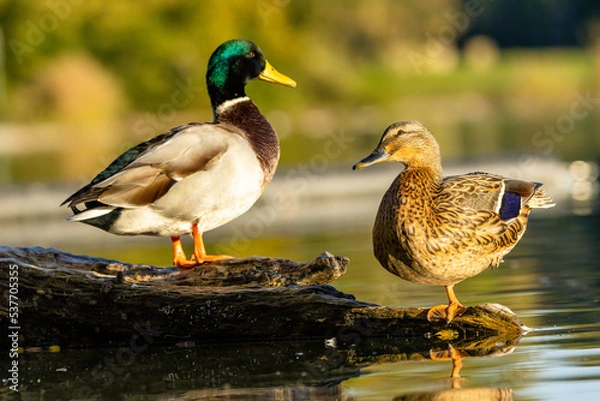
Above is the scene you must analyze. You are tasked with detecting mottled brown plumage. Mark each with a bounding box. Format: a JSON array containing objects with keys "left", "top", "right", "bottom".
[{"left": 354, "top": 120, "right": 554, "bottom": 322}]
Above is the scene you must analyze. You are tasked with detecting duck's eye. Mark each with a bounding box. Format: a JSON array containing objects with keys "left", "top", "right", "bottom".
[{"left": 246, "top": 51, "right": 256, "bottom": 58}]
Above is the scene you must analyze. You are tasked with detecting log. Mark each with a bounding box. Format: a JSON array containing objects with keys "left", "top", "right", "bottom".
[
  {"left": 0, "top": 246, "right": 527, "bottom": 349},
  {"left": 0, "top": 246, "right": 348, "bottom": 286}
]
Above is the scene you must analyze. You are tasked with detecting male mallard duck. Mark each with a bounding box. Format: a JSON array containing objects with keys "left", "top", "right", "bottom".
[
  {"left": 62, "top": 39, "right": 296, "bottom": 267},
  {"left": 353, "top": 120, "right": 554, "bottom": 322}
]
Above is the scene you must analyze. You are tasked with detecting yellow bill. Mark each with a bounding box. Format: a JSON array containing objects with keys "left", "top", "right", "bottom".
[{"left": 258, "top": 60, "right": 296, "bottom": 88}]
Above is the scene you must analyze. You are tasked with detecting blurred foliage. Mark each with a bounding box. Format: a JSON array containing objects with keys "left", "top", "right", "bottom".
[
  {"left": 0, "top": 0, "right": 459, "bottom": 116},
  {"left": 1, "top": 0, "right": 598, "bottom": 117},
  {"left": 0, "top": 0, "right": 599, "bottom": 182}
]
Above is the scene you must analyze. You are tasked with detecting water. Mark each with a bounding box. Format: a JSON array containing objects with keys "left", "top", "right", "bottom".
[{"left": 3, "top": 190, "right": 600, "bottom": 400}]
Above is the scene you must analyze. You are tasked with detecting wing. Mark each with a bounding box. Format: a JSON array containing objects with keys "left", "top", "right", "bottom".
[
  {"left": 439, "top": 172, "right": 505, "bottom": 212},
  {"left": 63, "top": 122, "right": 232, "bottom": 210},
  {"left": 439, "top": 172, "right": 551, "bottom": 220}
]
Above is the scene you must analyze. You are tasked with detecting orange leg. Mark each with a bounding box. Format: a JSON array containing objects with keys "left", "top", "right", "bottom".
[
  {"left": 427, "top": 285, "right": 469, "bottom": 323},
  {"left": 190, "top": 224, "right": 232, "bottom": 263},
  {"left": 430, "top": 345, "right": 466, "bottom": 383},
  {"left": 172, "top": 225, "right": 232, "bottom": 268},
  {"left": 171, "top": 235, "right": 197, "bottom": 268}
]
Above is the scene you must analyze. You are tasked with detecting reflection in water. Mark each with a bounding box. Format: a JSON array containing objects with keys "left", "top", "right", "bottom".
[
  {"left": 424, "top": 346, "right": 512, "bottom": 400},
  {"left": 7, "top": 322, "right": 522, "bottom": 400},
  {"left": 371, "top": 334, "right": 518, "bottom": 400},
  {"left": 394, "top": 387, "right": 512, "bottom": 401},
  {"left": 430, "top": 345, "right": 468, "bottom": 379}
]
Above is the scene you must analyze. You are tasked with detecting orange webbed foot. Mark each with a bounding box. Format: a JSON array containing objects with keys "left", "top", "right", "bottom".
[
  {"left": 174, "top": 258, "right": 200, "bottom": 268},
  {"left": 172, "top": 238, "right": 200, "bottom": 268},
  {"left": 172, "top": 235, "right": 201, "bottom": 268},
  {"left": 427, "top": 285, "right": 469, "bottom": 323},
  {"left": 427, "top": 302, "right": 469, "bottom": 323},
  {"left": 175, "top": 254, "right": 232, "bottom": 268},
  {"left": 172, "top": 227, "right": 234, "bottom": 268},
  {"left": 189, "top": 224, "right": 233, "bottom": 264},
  {"left": 193, "top": 253, "right": 233, "bottom": 264}
]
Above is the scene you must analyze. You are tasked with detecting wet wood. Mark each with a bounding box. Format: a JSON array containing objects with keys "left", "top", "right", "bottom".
[{"left": 0, "top": 246, "right": 527, "bottom": 348}]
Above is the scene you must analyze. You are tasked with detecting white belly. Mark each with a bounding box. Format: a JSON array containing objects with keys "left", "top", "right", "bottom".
[{"left": 108, "top": 138, "right": 267, "bottom": 236}]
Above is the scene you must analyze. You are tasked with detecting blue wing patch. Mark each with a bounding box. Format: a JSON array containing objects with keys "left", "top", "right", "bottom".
[{"left": 499, "top": 191, "right": 522, "bottom": 220}]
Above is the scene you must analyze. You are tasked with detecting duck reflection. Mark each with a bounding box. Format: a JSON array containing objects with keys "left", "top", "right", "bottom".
[
  {"left": 14, "top": 311, "right": 521, "bottom": 400},
  {"left": 394, "top": 387, "right": 512, "bottom": 401},
  {"left": 429, "top": 328, "right": 519, "bottom": 379},
  {"left": 393, "top": 356, "right": 513, "bottom": 401},
  {"left": 391, "top": 337, "right": 516, "bottom": 400}
]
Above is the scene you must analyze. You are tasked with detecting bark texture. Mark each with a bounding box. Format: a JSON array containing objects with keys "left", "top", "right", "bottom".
[{"left": 0, "top": 246, "right": 527, "bottom": 348}]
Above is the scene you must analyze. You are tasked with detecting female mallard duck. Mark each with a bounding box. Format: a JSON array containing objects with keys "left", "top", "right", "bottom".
[
  {"left": 353, "top": 120, "right": 554, "bottom": 322},
  {"left": 62, "top": 39, "right": 296, "bottom": 267}
]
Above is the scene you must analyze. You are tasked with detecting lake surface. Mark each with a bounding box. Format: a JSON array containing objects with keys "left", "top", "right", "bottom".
[{"left": 3, "top": 183, "right": 599, "bottom": 400}]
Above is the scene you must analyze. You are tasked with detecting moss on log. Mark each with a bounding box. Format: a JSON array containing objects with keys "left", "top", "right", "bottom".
[{"left": 0, "top": 246, "right": 527, "bottom": 348}]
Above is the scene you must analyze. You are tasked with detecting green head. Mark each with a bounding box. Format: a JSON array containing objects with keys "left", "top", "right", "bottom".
[{"left": 206, "top": 39, "right": 295, "bottom": 109}]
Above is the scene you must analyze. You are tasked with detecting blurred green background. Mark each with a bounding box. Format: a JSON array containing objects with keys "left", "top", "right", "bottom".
[{"left": 1, "top": 0, "right": 599, "bottom": 185}]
